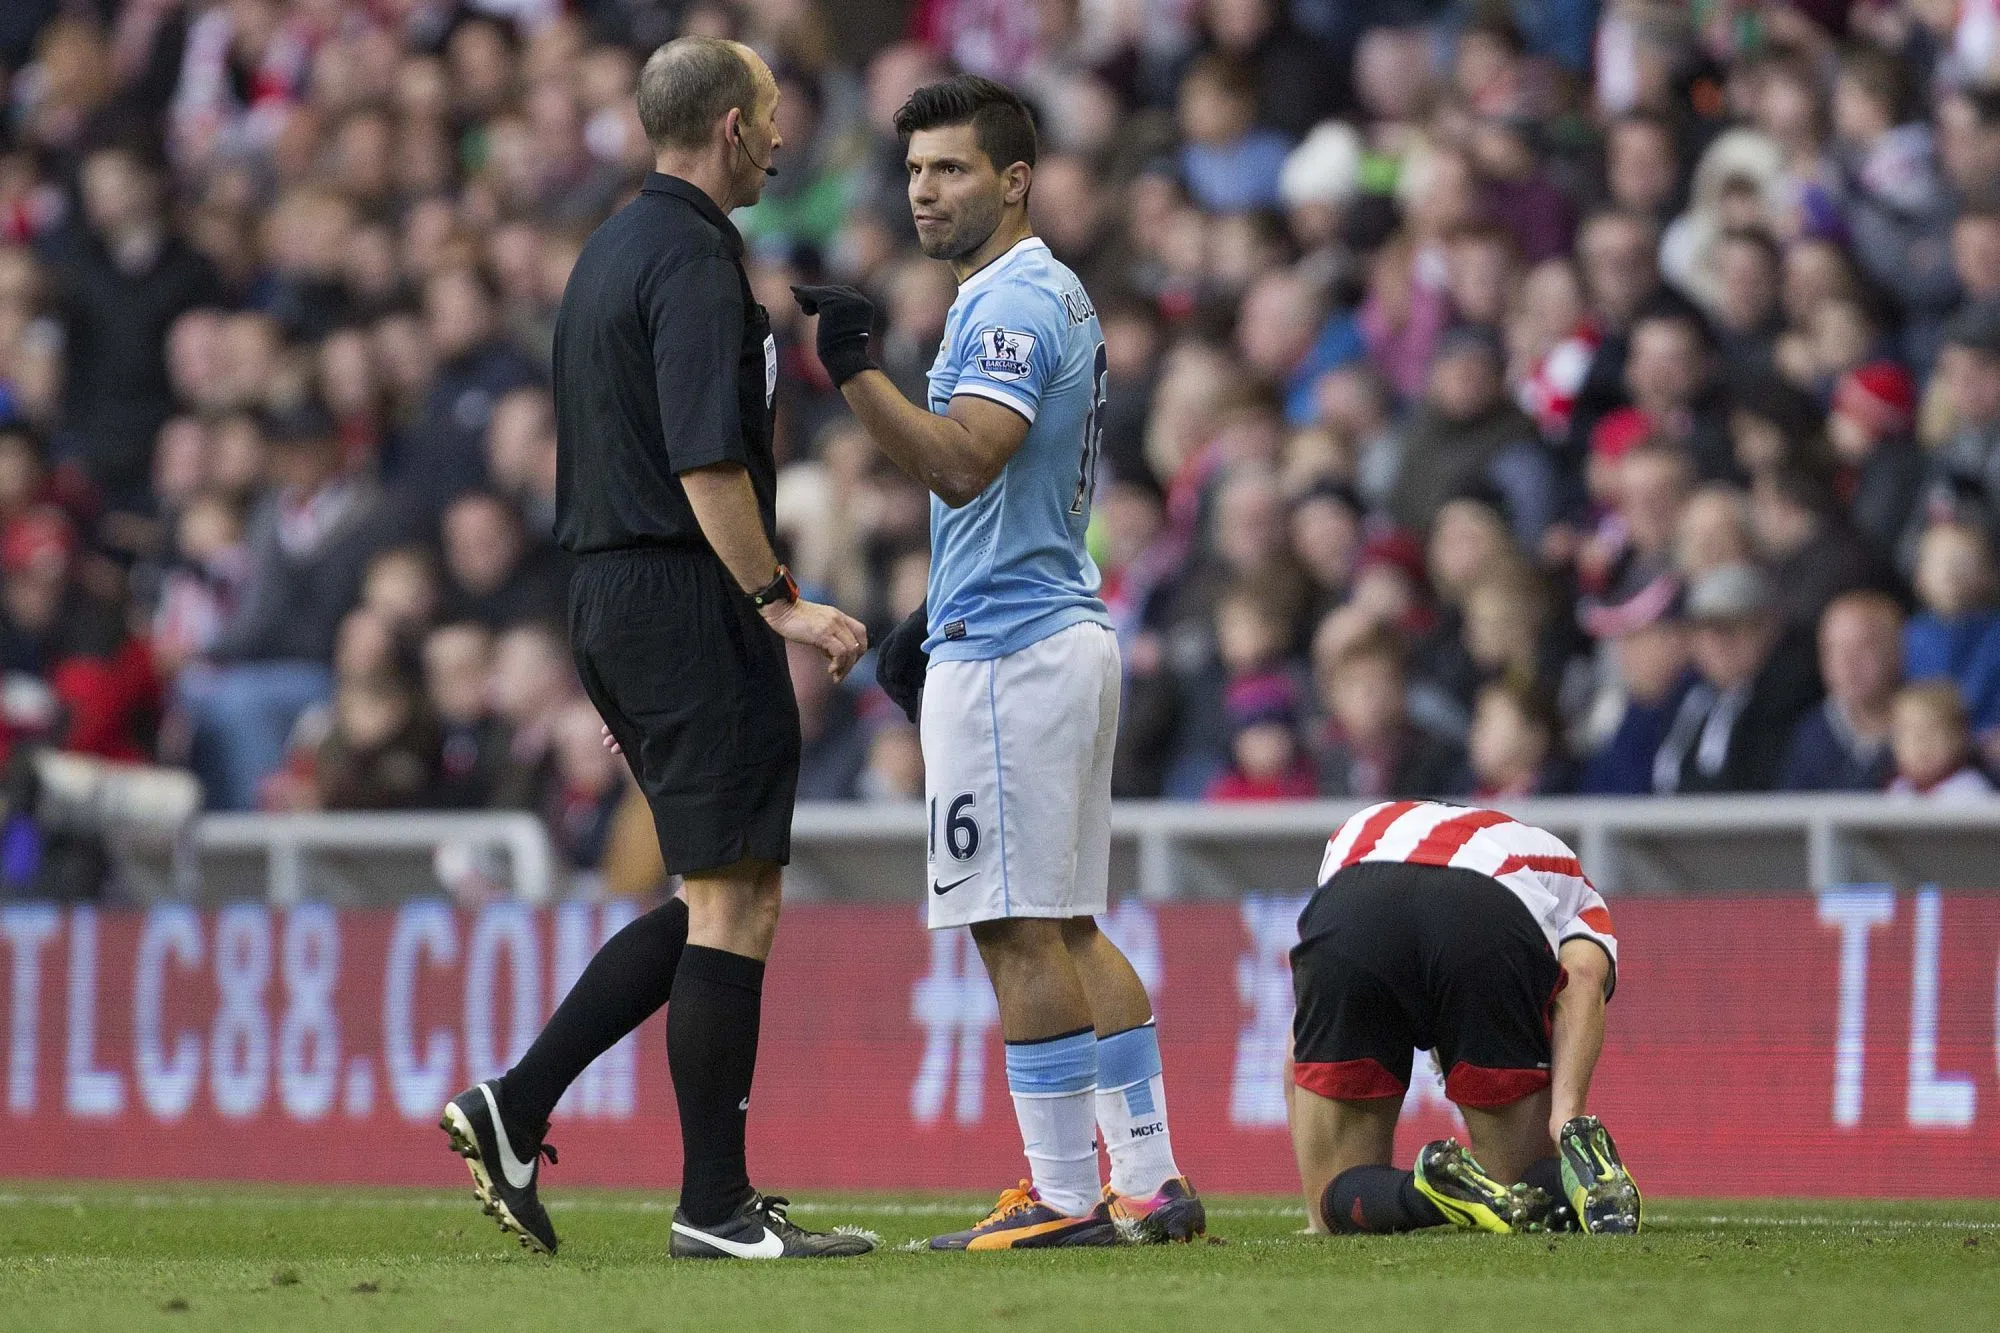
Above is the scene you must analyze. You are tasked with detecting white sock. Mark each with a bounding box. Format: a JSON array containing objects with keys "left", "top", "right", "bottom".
[
  {"left": 1094, "top": 1022, "right": 1182, "bottom": 1198},
  {"left": 1004, "top": 1029, "right": 1101, "bottom": 1216}
]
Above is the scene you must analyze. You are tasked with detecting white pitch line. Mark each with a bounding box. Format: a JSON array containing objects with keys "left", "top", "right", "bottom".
[
  {"left": 0, "top": 1194, "right": 1994, "bottom": 1230},
  {"left": 0, "top": 1193, "right": 1305, "bottom": 1221}
]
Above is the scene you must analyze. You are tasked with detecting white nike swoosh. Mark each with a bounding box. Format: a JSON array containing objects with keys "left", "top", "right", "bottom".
[
  {"left": 672, "top": 1220, "right": 785, "bottom": 1258},
  {"left": 480, "top": 1083, "right": 537, "bottom": 1191},
  {"left": 738, "top": 1097, "right": 750, "bottom": 1112}
]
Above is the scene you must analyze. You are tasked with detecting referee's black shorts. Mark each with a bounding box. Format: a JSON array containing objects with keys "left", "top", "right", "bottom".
[
  {"left": 569, "top": 546, "right": 800, "bottom": 877},
  {"left": 1290, "top": 861, "right": 1563, "bottom": 1109}
]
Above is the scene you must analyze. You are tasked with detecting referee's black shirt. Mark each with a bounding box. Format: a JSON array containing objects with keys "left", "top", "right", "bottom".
[{"left": 552, "top": 172, "right": 778, "bottom": 555}]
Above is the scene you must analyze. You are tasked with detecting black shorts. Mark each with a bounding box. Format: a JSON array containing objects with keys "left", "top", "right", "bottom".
[
  {"left": 569, "top": 546, "right": 800, "bottom": 877},
  {"left": 1290, "top": 862, "right": 1563, "bottom": 1109}
]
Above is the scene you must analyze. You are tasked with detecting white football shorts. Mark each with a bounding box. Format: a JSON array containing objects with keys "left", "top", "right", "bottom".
[{"left": 920, "top": 621, "right": 1120, "bottom": 929}]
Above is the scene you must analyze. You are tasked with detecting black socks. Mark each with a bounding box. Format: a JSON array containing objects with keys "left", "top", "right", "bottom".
[
  {"left": 1323, "top": 1165, "right": 1448, "bottom": 1234},
  {"left": 668, "top": 943, "right": 766, "bottom": 1225},
  {"left": 498, "top": 898, "right": 689, "bottom": 1140}
]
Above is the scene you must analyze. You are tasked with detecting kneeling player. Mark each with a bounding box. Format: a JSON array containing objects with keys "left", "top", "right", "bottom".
[{"left": 1288, "top": 801, "right": 1641, "bottom": 1235}]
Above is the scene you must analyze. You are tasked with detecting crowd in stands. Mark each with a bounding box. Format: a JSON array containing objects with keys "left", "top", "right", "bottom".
[{"left": 3, "top": 0, "right": 2000, "bottom": 889}]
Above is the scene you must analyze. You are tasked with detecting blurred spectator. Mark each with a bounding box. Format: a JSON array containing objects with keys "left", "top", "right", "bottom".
[
  {"left": 1386, "top": 326, "right": 1553, "bottom": 545},
  {"left": 0, "top": 504, "right": 157, "bottom": 762},
  {"left": 396, "top": 267, "right": 541, "bottom": 514},
  {"left": 1462, "top": 677, "right": 1569, "bottom": 799},
  {"left": 791, "top": 637, "right": 868, "bottom": 801},
  {"left": 1592, "top": 302, "right": 1734, "bottom": 484},
  {"left": 487, "top": 619, "right": 578, "bottom": 809},
  {"left": 1207, "top": 673, "right": 1316, "bottom": 801},
  {"left": 1828, "top": 360, "right": 1924, "bottom": 555},
  {"left": 1749, "top": 466, "right": 1902, "bottom": 639},
  {"left": 46, "top": 144, "right": 220, "bottom": 512},
  {"left": 1311, "top": 623, "right": 1460, "bottom": 799},
  {"left": 1567, "top": 209, "right": 1667, "bottom": 454},
  {"left": 1913, "top": 301, "right": 2000, "bottom": 543},
  {"left": 860, "top": 721, "right": 924, "bottom": 802},
  {"left": 1654, "top": 563, "right": 1821, "bottom": 794},
  {"left": 312, "top": 672, "right": 441, "bottom": 811},
  {"left": 1510, "top": 257, "right": 1597, "bottom": 440},
  {"left": 1674, "top": 483, "right": 1755, "bottom": 582},
  {"left": 1783, "top": 590, "right": 1903, "bottom": 793},
  {"left": 1903, "top": 519, "right": 2000, "bottom": 737},
  {"left": 545, "top": 699, "right": 627, "bottom": 868},
  {"left": 177, "top": 404, "right": 407, "bottom": 808},
  {"left": 424, "top": 622, "right": 507, "bottom": 810},
  {"left": 1887, "top": 681, "right": 1994, "bottom": 800},
  {"left": 1288, "top": 481, "right": 1362, "bottom": 622},
  {"left": 440, "top": 491, "right": 567, "bottom": 628},
  {"left": 1830, "top": 43, "right": 1957, "bottom": 364},
  {"left": 151, "top": 493, "right": 250, "bottom": 677},
  {"left": 1178, "top": 55, "right": 1292, "bottom": 213},
  {"left": 1578, "top": 565, "right": 1693, "bottom": 795}
]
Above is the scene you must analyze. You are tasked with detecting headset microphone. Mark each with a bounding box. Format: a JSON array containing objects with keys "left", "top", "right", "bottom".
[{"left": 736, "top": 131, "right": 778, "bottom": 178}]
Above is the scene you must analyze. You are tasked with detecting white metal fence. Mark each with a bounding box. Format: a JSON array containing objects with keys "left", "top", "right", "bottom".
[{"left": 133, "top": 796, "right": 2000, "bottom": 903}]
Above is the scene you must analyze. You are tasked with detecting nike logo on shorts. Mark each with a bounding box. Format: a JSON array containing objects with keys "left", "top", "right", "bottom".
[{"left": 932, "top": 874, "right": 976, "bottom": 895}]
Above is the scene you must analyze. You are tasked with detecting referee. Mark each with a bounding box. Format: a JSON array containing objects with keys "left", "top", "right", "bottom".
[{"left": 440, "top": 37, "right": 873, "bottom": 1262}]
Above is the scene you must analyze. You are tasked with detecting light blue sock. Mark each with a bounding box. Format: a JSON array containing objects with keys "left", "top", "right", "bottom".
[
  {"left": 1004, "top": 1028, "right": 1100, "bottom": 1215},
  {"left": 1095, "top": 1022, "right": 1181, "bottom": 1197}
]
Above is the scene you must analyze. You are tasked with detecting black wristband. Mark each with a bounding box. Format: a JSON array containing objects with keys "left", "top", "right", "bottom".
[{"left": 749, "top": 565, "right": 799, "bottom": 609}]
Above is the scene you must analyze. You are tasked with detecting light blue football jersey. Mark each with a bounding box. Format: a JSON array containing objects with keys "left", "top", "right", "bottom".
[{"left": 923, "top": 237, "right": 1112, "bottom": 660}]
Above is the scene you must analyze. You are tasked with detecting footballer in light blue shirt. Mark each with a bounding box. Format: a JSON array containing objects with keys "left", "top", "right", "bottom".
[{"left": 790, "top": 74, "right": 1204, "bottom": 1255}]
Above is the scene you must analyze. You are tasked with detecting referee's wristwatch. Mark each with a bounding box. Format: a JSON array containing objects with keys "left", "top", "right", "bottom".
[{"left": 749, "top": 564, "right": 800, "bottom": 610}]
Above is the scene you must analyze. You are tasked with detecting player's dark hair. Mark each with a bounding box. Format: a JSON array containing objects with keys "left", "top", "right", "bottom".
[
  {"left": 894, "top": 75, "right": 1038, "bottom": 173},
  {"left": 636, "top": 36, "right": 759, "bottom": 151}
]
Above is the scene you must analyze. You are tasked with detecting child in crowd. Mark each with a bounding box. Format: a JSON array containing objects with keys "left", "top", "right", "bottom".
[
  {"left": 1312, "top": 624, "right": 1460, "bottom": 799},
  {"left": 423, "top": 622, "right": 505, "bottom": 809},
  {"left": 1887, "top": 681, "right": 1994, "bottom": 799},
  {"left": 1903, "top": 520, "right": 2000, "bottom": 740},
  {"left": 151, "top": 493, "right": 248, "bottom": 675},
  {"left": 361, "top": 545, "right": 441, "bottom": 636},
  {"left": 1207, "top": 675, "right": 1316, "bottom": 801},
  {"left": 1464, "top": 678, "right": 1569, "bottom": 798},
  {"left": 311, "top": 672, "right": 440, "bottom": 811},
  {"left": 545, "top": 698, "right": 627, "bottom": 868}
]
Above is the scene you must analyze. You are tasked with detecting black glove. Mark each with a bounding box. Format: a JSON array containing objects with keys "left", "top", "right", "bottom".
[
  {"left": 790, "top": 284, "right": 877, "bottom": 387},
  {"left": 875, "top": 603, "right": 929, "bottom": 724}
]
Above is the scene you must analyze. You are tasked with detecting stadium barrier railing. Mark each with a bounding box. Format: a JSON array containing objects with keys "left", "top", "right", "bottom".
[{"left": 106, "top": 795, "right": 2000, "bottom": 903}]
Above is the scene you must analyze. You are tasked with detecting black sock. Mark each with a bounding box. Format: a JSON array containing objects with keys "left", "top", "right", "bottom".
[
  {"left": 1520, "top": 1156, "right": 1563, "bottom": 1201},
  {"left": 498, "top": 899, "right": 689, "bottom": 1140},
  {"left": 668, "top": 943, "right": 765, "bottom": 1225},
  {"left": 1324, "top": 1165, "right": 1448, "bottom": 1234}
]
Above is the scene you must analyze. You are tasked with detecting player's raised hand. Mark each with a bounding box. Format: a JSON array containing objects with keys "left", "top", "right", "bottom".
[
  {"left": 600, "top": 724, "right": 621, "bottom": 755},
  {"left": 790, "top": 284, "right": 877, "bottom": 386},
  {"left": 761, "top": 597, "right": 869, "bottom": 680}
]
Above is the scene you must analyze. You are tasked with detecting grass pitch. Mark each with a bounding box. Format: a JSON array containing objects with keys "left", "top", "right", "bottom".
[{"left": 1, "top": 1184, "right": 1996, "bottom": 1333}]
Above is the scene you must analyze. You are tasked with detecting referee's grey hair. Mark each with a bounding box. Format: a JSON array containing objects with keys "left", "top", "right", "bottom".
[{"left": 635, "top": 37, "right": 759, "bottom": 152}]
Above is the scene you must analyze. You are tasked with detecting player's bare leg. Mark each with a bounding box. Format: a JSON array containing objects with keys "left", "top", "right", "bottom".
[
  {"left": 1289, "top": 1076, "right": 1547, "bottom": 1235},
  {"left": 1289, "top": 1081, "right": 1400, "bottom": 1233},
  {"left": 929, "top": 918, "right": 1120, "bottom": 1251},
  {"left": 1064, "top": 918, "right": 1205, "bottom": 1242},
  {"left": 1460, "top": 1087, "right": 1555, "bottom": 1186}
]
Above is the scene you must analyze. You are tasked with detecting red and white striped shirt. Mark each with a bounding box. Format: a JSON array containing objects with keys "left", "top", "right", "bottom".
[{"left": 1319, "top": 801, "right": 1618, "bottom": 989}]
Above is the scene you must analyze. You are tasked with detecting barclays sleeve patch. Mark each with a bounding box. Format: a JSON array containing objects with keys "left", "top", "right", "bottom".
[{"left": 973, "top": 327, "right": 1036, "bottom": 383}]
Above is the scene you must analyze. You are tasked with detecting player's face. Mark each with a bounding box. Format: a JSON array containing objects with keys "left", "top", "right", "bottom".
[{"left": 906, "top": 125, "right": 1007, "bottom": 261}]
